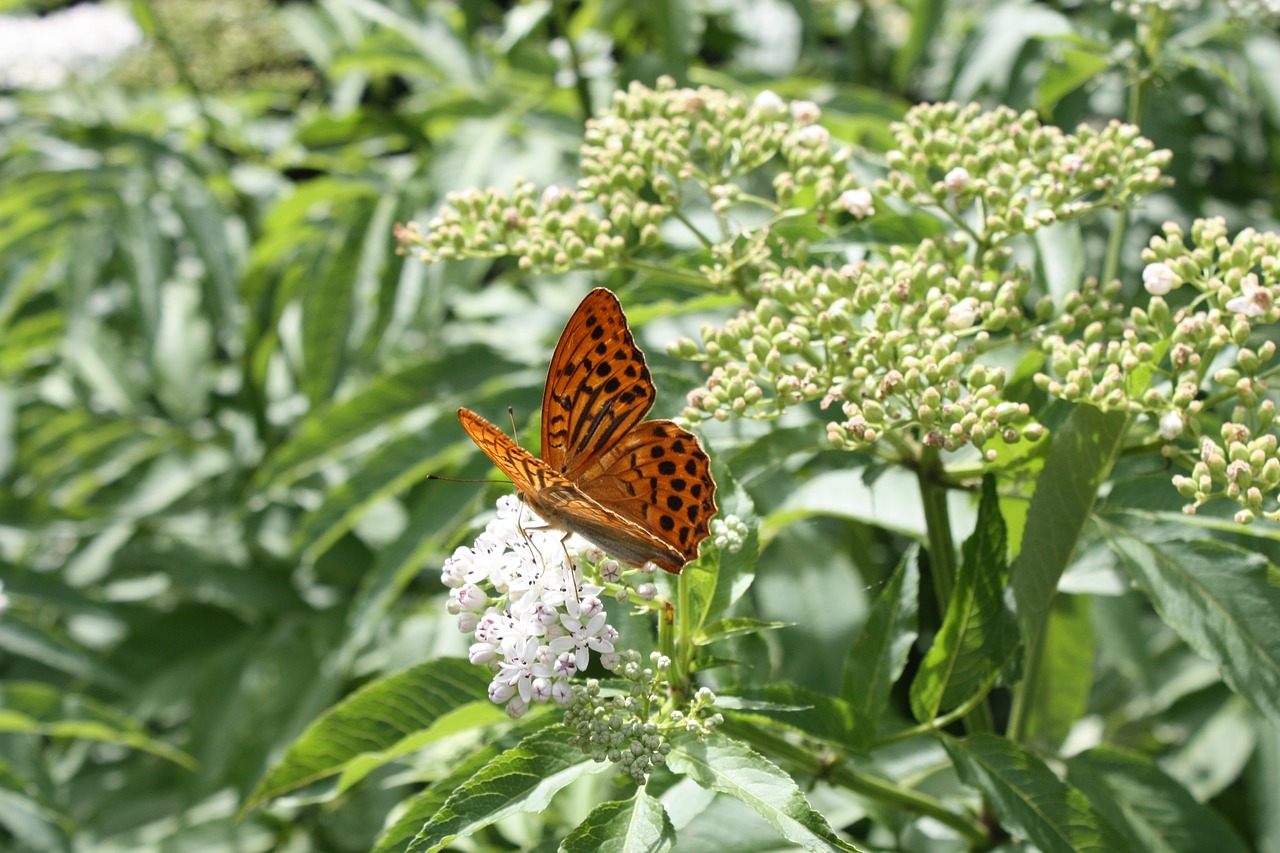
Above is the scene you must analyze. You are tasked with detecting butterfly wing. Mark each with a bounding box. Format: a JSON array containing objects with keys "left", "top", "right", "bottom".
[
  {"left": 458, "top": 407, "right": 551, "bottom": 498},
  {"left": 459, "top": 406, "right": 686, "bottom": 571},
  {"left": 574, "top": 419, "right": 717, "bottom": 567},
  {"left": 540, "top": 288, "right": 657, "bottom": 478}
]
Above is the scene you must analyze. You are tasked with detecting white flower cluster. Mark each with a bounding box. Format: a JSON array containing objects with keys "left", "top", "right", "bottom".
[
  {"left": 442, "top": 496, "right": 623, "bottom": 719},
  {"left": 0, "top": 4, "right": 142, "bottom": 91}
]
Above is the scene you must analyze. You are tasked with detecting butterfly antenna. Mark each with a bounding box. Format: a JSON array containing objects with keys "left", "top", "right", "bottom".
[{"left": 507, "top": 406, "right": 520, "bottom": 442}]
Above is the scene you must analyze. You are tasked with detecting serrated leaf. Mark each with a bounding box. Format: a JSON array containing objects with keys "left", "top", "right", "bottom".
[
  {"left": 1067, "top": 747, "right": 1250, "bottom": 853},
  {"left": 372, "top": 716, "right": 553, "bottom": 853},
  {"left": 696, "top": 617, "right": 790, "bottom": 645},
  {"left": 942, "top": 733, "right": 1127, "bottom": 853},
  {"left": 245, "top": 657, "right": 493, "bottom": 811},
  {"left": 1103, "top": 533, "right": 1280, "bottom": 726},
  {"left": 559, "top": 791, "right": 676, "bottom": 853},
  {"left": 1021, "top": 593, "right": 1093, "bottom": 751},
  {"left": 666, "top": 730, "right": 860, "bottom": 853},
  {"left": 723, "top": 684, "right": 854, "bottom": 745},
  {"left": 405, "top": 725, "right": 610, "bottom": 853},
  {"left": 1010, "top": 404, "right": 1127, "bottom": 738},
  {"left": 910, "top": 478, "right": 1019, "bottom": 722},
  {"left": 840, "top": 545, "right": 919, "bottom": 749}
]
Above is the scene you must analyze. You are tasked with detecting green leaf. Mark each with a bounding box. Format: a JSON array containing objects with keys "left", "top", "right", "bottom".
[
  {"left": 842, "top": 545, "right": 919, "bottom": 749},
  {"left": 1067, "top": 746, "right": 1250, "bottom": 853},
  {"left": 1103, "top": 533, "right": 1280, "bottom": 726},
  {"left": 1020, "top": 594, "right": 1094, "bottom": 751},
  {"left": 244, "top": 657, "right": 494, "bottom": 811},
  {"left": 0, "top": 682, "right": 193, "bottom": 769},
  {"left": 666, "top": 730, "right": 860, "bottom": 853},
  {"left": 942, "top": 733, "right": 1127, "bottom": 853},
  {"left": 723, "top": 684, "right": 855, "bottom": 745},
  {"left": 1010, "top": 404, "right": 1127, "bottom": 740},
  {"left": 372, "top": 716, "right": 554, "bottom": 853},
  {"left": 696, "top": 617, "right": 790, "bottom": 645},
  {"left": 1036, "top": 41, "right": 1114, "bottom": 113},
  {"left": 559, "top": 791, "right": 676, "bottom": 853},
  {"left": 251, "top": 344, "right": 526, "bottom": 495},
  {"left": 910, "top": 477, "right": 1019, "bottom": 722},
  {"left": 403, "top": 726, "right": 610, "bottom": 853}
]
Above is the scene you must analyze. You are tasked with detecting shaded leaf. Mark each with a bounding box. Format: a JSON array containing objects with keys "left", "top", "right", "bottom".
[
  {"left": 842, "top": 545, "right": 919, "bottom": 750},
  {"left": 1104, "top": 533, "right": 1280, "bottom": 726},
  {"left": 666, "top": 730, "right": 860, "bottom": 853},
  {"left": 245, "top": 657, "right": 493, "bottom": 810},
  {"left": 911, "top": 477, "right": 1019, "bottom": 722},
  {"left": 404, "top": 726, "right": 610, "bottom": 853},
  {"left": 942, "top": 733, "right": 1127, "bottom": 853},
  {"left": 1067, "top": 746, "right": 1250, "bottom": 853},
  {"left": 560, "top": 791, "right": 676, "bottom": 853}
]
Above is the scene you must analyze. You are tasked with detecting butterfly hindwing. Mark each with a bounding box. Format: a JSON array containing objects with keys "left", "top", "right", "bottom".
[
  {"left": 575, "top": 419, "right": 717, "bottom": 564},
  {"left": 541, "top": 288, "right": 657, "bottom": 477}
]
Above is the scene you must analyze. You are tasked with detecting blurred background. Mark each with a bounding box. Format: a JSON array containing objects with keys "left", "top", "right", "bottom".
[{"left": 2, "top": 0, "right": 1279, "bottom": 850}]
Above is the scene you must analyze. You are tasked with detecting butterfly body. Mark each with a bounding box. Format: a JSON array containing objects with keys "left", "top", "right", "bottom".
[{"left": 459, "top": 288, "right": 716, "bottom": 574}]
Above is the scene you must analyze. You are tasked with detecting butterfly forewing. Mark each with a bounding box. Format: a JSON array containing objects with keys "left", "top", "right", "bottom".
[
  {"left": 460, "top": 287, "right": 717, "bottom": 573},
  {"left": 458, "top": 406, "right": 686, "bottom": 571},
  {"left": 541, "top": 288, "right": 656, "bottom": 477}
]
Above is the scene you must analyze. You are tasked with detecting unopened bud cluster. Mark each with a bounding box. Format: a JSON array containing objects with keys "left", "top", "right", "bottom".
[
  {"left": 878, "top": 102, "right": 1171, "bottom": 246},
  {"left": 1038, "top": 217, "right": 1280, "bottom": 520},
  {"left": 679, "top": 103, "right": 1167, "bottom": 456},
  {"left": 563, "top": 656, "right": 721, "bottom": 783},
  {"left": 396, "top": 78, "right": 868, "bottom": 272},
  {"left": 711, "top": 514, "right": 750, "bottom": 552},
  {"left": 677, "top": 238, "right": 1046, "bottom": 455}
]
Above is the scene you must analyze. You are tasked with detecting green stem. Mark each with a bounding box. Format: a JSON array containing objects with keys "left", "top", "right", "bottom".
[
  {"left": 916, "top": 446, "right": 995, "bottom": 735},
  {"left": 720, "top": 717, "right": 987, "bottom": 846},
  {"left": 550, "top": 0, "right": 593, "bottom": 121}
]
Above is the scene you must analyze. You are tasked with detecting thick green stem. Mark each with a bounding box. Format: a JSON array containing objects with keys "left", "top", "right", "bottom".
[{"left": 916, "top": 446, "right": 994, "bottom": 735}]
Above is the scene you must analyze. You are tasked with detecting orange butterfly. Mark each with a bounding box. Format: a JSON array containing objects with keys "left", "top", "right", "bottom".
[{"left": 458, "top": 288, "right": 717, "bottom": 574}]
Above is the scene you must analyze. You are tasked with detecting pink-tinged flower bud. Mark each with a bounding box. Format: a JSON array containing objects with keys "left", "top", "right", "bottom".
[
  {"left": 944, "top": 167, "right": 970, "bottom": 193},
  {"left": 1061, "top": 154, "right": 1084, "bottom": 175},
  {"left": 839, "top": 188, "right": 874, "bottom": 218},
  {"left": 1142, "top": 262, "right": 1178, "bottom": 296},
  {"left": 790, "top": 99, "right": 821, "bottom": 124}
]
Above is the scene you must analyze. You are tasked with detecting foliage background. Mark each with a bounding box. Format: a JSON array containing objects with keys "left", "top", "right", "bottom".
[{"left": 1, "top": 0, "right": 1279, "bottom": 850}]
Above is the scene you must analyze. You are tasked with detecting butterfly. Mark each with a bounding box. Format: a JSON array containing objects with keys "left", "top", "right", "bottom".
[{"left": 458, "top": 288, "right": 717, "bottom": 574}]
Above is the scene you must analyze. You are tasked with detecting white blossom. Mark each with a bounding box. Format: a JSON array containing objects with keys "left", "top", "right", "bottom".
[
  {"left": 753, "top": 89, "right": 786, "bottom": 119},
  {"left": 1225, "top": 273, "right": 1271, "bottom": 317},
  {"left": 839, "top": 189, "right": 875, "bottom": 219},
  {"left": 1159, "top": 411, "right": 1184, "bottom": 440},
  {"left": 944, "top": 167, "right": 971, "bottom": 193},
  {"left": 443, "top": 499, "right": 627, "bottom": 713},
  {"left": 1142, "top": 262, "right": 1179, "bottom": 296},
  {"left": 790, "top": 99, "right": 821, "bottom": 124}
]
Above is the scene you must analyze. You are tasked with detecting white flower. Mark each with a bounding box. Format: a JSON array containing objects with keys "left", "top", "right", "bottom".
[
  {"left": 455, "top": 584, "right": 488, "bottom": 612},
  {"left": 1142, "top": 262, "right": 1179, "bottom": 296},
  {"left": 1061, "top": 154, "right": 1084, "bottom": 175},
  {"left": 1225, "top": 273, "right": 1271, "bottom": 317},
  {"left": 1158, "top": 411, "right": 1184, "bottom": 440},
  {"left": 946, "top": 298, "right": 979, "bottom": 331},
  {"left": 552, "top": 680, "right": 574, "bottom": 705},
  {"left": 790, "top": 99, "right": 821, "bottom": 124},
  {"left": 753, "top": 89, "right": 786, "bottom": 119},
  {"left": 796, "top": 125, "right": 830, "bottom": 147},
  {"left": 635, "top": 583, "right": 657, "bottom": 601},
  {"left": 541, "top": 185, "right": 566, "bottom": 208},
  {"left": 839, "top": 189, "right": 874, "bottom": 219},
  {"left": 944, "top": 167, "right": 971, "bottom": 193},
  {"left": 598, "top": 559, "right": 622, "bottom": 582}
]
